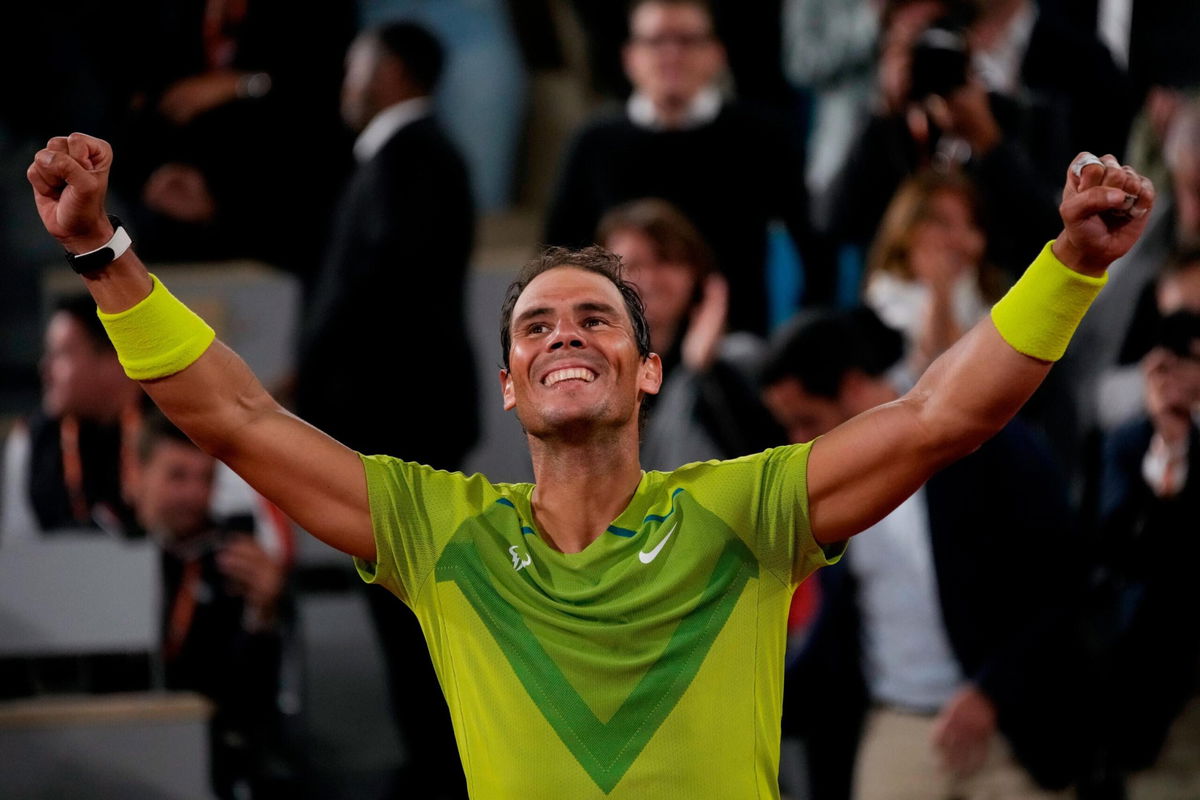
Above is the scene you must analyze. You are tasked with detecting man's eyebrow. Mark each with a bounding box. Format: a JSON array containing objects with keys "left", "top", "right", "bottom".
[
  {"left": 513, "top": 306, "right": 552, "bottom": 327},
  {"left": 575, "top": 301, "right": 621, "bottom": 316},
  {"left": 513, "top": 301, "right": 622, "bottom": 327}
]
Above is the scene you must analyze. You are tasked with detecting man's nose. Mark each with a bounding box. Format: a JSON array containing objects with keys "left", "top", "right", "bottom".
[{"left": 548, "top": 320, "right": 585, "bottom": 350}]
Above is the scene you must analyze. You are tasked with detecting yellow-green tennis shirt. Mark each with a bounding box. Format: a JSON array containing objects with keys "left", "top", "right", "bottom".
[{"left": 354, "top": 443, "right": 840, "bottom": 799}]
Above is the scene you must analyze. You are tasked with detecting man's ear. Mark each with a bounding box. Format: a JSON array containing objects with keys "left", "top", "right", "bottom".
[
  {"left": 500, "top": 368, "right": 516, "bottom": 411},
  {"left": 639, "top": 353, "right": 663, "bottom": 396}
]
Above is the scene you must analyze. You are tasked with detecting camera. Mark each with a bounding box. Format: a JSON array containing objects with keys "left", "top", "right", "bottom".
[{"left": 909, "top": 14, "right": 972, "bottom": 101}]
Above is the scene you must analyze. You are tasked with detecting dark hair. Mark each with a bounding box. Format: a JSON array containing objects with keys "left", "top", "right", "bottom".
[
  {"left": 499, "top": 246, "right": 652, "bottom": 370},
  {"left": 596, "top": 198, "right": 716, "bottom": 298},
  {"left": 373, "top": 21, "right": 445, "bottom": 93},
  {"left": 136, "top": 407, "right": 199, "bottom": 465},
  {"left": 760, "top": 307, "right": 904, "bottom": 399},
  {"left": 53, "top": 293, "right": 114, "bottom": 354}
]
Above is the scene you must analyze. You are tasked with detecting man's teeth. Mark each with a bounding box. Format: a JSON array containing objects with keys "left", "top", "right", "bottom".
[{"left": 543, "top": 368, "right": 596, "bottom": 386}]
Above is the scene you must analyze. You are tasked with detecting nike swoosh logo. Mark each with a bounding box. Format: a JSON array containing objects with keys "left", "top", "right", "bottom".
[{"left": 639, "top": 520, "right": 678, "bottom": 564}]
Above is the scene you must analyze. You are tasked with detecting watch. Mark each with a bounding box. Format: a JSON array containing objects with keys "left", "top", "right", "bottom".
[{"left": 64, "top": 215, "right": 133, "bottom": 274}]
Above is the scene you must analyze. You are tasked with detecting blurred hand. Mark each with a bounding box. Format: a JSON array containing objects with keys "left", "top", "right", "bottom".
[
  {"left": 682, "top": 273, "right": 728, "bottom": 372},
  {"left": 158, "top": 70, "right": 241, "bottom": 125},
  {"left": 878, "top": 0, "right": 943, "bottom": 114},
  {"left": 1144, "top": 348, "right": 1196, "bottom": 447},
  {"left": 924, "top": 80, "right": 1001, "bottom": 155},
  {"left": 1053, "top": 153, "right": 1155, "bottom": 276},
  {"left": 143, "top": 163, "right": 217, "bottom": 223},
  {"left": 931, "top": 685, "right": 996, "bottom": 777},
  {"left": 217, "top": 535, "right": 285, "bottom": 613},
  {"left": 26, "top": 133, "right": 115, "bottom": 252}
]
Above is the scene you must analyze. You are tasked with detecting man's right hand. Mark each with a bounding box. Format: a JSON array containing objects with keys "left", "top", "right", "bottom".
[{"left": 27, "top": 133, "right": 115, "bottom": 253}]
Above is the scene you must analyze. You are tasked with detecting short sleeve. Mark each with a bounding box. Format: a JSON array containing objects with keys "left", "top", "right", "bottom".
[
  {"left": 749, "top": 444, "right": 845, "bottom": 587},
  {"left": 353, "top": 454, "right": 498, "bottom": 605},
  {"left": 679, "top": 444, "right": 843, "bottom": 588}
]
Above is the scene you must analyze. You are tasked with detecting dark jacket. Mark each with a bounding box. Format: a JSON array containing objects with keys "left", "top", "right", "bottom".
[{"left": 297, "top": 115, "right": 479, "bottom": 468}]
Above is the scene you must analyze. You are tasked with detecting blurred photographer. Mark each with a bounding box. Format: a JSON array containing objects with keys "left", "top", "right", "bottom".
[
  {"left": 129, "top": 409, "right": 293, "bottom": 799},
  {"left": 1091, "top": 310, "right": 1200, "bottom": 798},
  {"left": 828, "top": 0, "right": 1134, "bottom": 279}
]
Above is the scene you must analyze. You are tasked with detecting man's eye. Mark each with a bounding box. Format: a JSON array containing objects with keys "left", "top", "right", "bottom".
[
  {"left": 527, "top": 323, "right": 548, "bottom": 334},
  {"left": 584, "top": 317, "right": 607, "bottom": 327}
]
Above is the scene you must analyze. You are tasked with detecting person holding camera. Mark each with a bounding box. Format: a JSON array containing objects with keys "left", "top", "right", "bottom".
[
  {"left": 827, "top": 0, "right": 1134, "bottom": 281},
  {"left": 129, "top": 409, "right": 292, "bottom": 799}
]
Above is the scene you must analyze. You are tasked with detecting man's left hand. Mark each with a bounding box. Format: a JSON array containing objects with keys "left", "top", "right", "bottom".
[
  {"left": 931, "top": 685, "right": 997, "bottom": 777},
  {"left": 1053, "top": 153, "right": 1154, "bottom": 276}
]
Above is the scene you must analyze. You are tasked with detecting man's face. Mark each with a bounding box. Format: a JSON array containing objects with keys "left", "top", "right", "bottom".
[
  {"left": 623, "top": 2, "right": 724, "bottom": 110},
  {"left": 762, "top": 376, "right": 851, "bottom": 444},
  {"left": 501, "top": 267, "right": 662, "bottom": 439},
  {"left": 41, "top": 312, "right": 125, "bottom": 419},
  {"left": 604, "top": 228, "right": 697, "bottom": 336},
  {"left": 341, "top": 37, "right": 381, "bottom": 132},
  {"left": 1157, "top": 263, "right": 1200, "bottom": 314},
  {"left": 133, "top": 440, "right": 215, "bottom": 542}
]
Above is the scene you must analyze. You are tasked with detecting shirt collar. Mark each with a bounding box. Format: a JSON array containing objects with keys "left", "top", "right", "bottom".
[
  {"left": 626, "top": 86, "right": 722, "bottom": 131},
  {"left": 353, "top": 97, "right": 433, "bottom": 163}
]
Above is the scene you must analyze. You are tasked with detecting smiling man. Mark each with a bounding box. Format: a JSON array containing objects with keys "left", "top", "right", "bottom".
[{"left": 29, "top": 131, "right": 1152, "bottom": 798}]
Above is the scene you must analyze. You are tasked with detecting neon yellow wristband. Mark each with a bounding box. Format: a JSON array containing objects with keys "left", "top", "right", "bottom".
[
  {"left": 96, "top": 274, "right": 216, "bottom": 380},
  {"left": 990, "top": 241, "right": 1107, "bottom": 362}
]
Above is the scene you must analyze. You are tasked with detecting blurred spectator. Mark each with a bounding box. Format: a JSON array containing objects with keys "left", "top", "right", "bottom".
[
  {"left": 114, "top": 0, "right": 354, "bottom": 278},
  {"left": 2, "top": 296, "right": 292, "bottom": 551},
  {"left": 1, "top": 295, "right": 142, "bottom": 541},
  {"left": 863, "top": 169, "right": 1004, "bottom": 382},
  {"left": 597, "top": 199, "right": 783, "bottom": 469},
  {"left": 828, "top": 0, "right": 1133, "bottom": 278},
  {"left": 1090, "top": 310, "right": 1200, "bottom": 799},
  {"left": 1062, "top": 98, "right": 1200, "bottom": 484},
  {"left": 360, "top": 0, "right": 528, "bottom": 211},
  {"left": 294, "top": 22, "right": 474, "bottom": 799},
  {"left": 546, "top": 0, "right": 833, "bottom": 336},
  {"left": 762, "top": 308, "right": 1085, "bottom": 800},
  {"left": 782, "top": 0, "right": 880, "bottom": 230},
  {"left": 1097, "top": 250, "right": 1200, "bottom": 431},
  {"left": 129, "top": 410, "right": 294, "bottom": 799}
]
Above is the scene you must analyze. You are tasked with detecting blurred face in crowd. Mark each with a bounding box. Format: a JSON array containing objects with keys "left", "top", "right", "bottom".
[
  {"left": 624, "top": 1, "right": 725, "bottom": 111},
  {"left": 907, "top": 188, "right": 986, "bottom": 284},
  {"left": 133, "top": 439, "right": 215, "bottom": 543},
  {"left": 41, "top": 312, "right": 130, "bottom": 420},
  {"left": 1158, "top": 261, "right": 1200, "bottom": 314},
  {"left": 604, "top": 227, "right": 698, "bottom": 345},
  {"left": 1144, "top": 343, "right": 1200, "bottom": 420},
  {"left": 342, "top": 36, "right": 408, "bottom": 132},
  {"left": 761, "top": 377, "right": 852, "bottom": 445}
]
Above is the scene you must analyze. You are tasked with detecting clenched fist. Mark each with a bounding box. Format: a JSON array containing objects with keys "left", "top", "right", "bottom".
[
  {"left": 1053, "top": 152, "right": 1155, "bottom": 276},
  {"left": 27, "top": 133, "right": 116, "bottom": 254}
]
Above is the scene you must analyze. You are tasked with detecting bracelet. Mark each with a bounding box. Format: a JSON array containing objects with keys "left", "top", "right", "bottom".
[
  {"left": 97, "top": 274, "right": 216, "bottom": 380},
  {"left": 990, "top": 241, "right": 1107, "bottom": 362}
]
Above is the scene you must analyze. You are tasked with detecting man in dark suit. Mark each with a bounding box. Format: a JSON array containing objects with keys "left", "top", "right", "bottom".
[
  {"left": 295, "top": 22, "right": 475, "bottom": 799},
  {"left": 761, "top": 308, "right": 1087, "bottom": 800}
]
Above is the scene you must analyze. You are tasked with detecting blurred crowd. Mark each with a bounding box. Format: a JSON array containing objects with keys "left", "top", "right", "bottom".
[{"left": 2, "top": 0, "right": 1200, "bottom": 798}]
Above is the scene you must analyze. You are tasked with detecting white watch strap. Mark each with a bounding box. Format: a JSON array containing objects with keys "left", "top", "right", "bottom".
[{"left": 76, "top": 224, "right": 132, "bottom": 260}]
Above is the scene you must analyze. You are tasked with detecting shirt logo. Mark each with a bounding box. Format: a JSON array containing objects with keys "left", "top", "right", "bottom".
[
  {"left": 638, "top": 520, "right": 678, "bottom": 564},
  {"left": 508, "top": 545, "right": 532, "bottom": 571}
]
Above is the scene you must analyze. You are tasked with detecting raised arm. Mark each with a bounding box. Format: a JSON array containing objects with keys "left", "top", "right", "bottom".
[
  {"left": 27, "top": 133, "right": 375, "bottom": 560},
  {"left": 807, "top": 153, "right": 1155, "bottom": 544}
]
